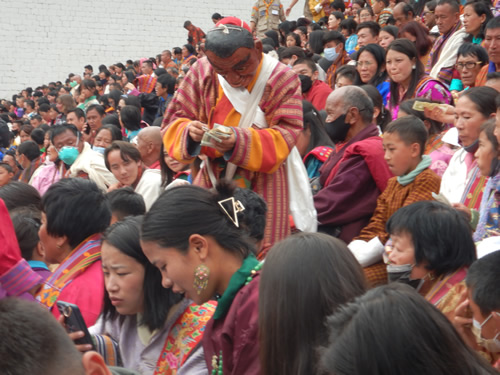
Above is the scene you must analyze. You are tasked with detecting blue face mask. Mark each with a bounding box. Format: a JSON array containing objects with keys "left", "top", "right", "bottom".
[
  {"left": 93, "top": 146, "right": 106, "bottom": 155},
  {"left": 324, "top": 47, "right": 339, "bottom": 62},
  {"left": 58, "top": 134, "right": 80, "bottom": 165}
]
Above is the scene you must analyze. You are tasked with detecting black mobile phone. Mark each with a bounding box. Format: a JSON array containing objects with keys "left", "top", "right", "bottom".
[
  {"left": 84, "top": 123, "right": 91, "bottom": 134},
  {"left": 56, "top": 301, "right": 95, "bottom": 350}
]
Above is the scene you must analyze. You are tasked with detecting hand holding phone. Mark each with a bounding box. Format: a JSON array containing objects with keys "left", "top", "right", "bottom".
[{"left": 57, "top": 301, "right": 95, "bottom": 351}]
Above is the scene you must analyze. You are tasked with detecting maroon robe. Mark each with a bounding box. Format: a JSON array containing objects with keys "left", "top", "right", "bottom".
[
  {"left": 203, "top": 274, "right": 260, "bottom": 375},
  {"left": 314, "top": 124, "right": 393, "bottom": 243}
]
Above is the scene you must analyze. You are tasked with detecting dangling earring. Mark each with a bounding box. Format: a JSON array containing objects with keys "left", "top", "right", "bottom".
[
  {"left": 193, "top": 264, "right": 210, "bottom": 295},
  {"left": 412, "top": 65, "right": 416, "bottom": 69}
]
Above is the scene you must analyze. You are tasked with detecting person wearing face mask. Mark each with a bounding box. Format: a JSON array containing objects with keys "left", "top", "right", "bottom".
[
  {"left": 385, "top": 201, "right": 476, "bottom": 321},
  {"left": 292, "top": 57, "right": 332, "bottom": 111},
  {"left": 454, "top": 251, "right": 500, "bottom": 369},
  {"left": 314, "top": 86, "right": 392, "bottom": 244},
  {"left": 320, "top": 31, "right": 350, "bottom": 89},
  {"left": 50, "top": 123, "right": 117, "bottom": 191}
]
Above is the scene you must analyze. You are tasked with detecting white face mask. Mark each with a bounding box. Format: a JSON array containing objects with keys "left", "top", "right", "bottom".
[{"left": 471, "top": 312, "right": 500, "bottom": 353}]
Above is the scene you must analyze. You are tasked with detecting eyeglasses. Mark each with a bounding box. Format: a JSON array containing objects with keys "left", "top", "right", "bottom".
[
  {"left": 455, "top": 61, "right": 482, "bottom": 70},
  {"left": 356, "top": 61, "right": 375, "bottom": 68}
]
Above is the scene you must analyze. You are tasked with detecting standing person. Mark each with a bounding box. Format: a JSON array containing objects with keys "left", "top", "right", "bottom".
[
  {"left": 141, "top": 184, "right": 262, "bottom": 375},
  {"left": 425, "top": 0, "right": 466, "bottom": 86},
  {"left": 184, "top": 20, "right": 206, "bottom": 46},
  {"left": 251, "top": 0, "right": 286, "bottom": 39},
  {"left": 162, "top": 18, "right": 303, "bottom": 247},
  {"left": 36, "top": 178, "right": 111, "bottom": 326}
]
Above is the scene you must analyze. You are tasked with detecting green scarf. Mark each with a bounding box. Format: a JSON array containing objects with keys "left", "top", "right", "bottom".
[
  {"left": 397, "top": 155, "right": 431, "bottom": 186},
  {"left": 213, "top": 254, "right": 260, "bottom": 320}
]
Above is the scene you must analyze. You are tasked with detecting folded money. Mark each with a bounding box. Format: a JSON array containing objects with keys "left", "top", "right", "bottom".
[{"left": 412, "top": 101, "right": 449, "bottom": 112}]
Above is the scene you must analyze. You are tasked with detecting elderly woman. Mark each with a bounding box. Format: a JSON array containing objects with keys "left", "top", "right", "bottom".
[
  {"left": 449, "top": 43, "right": 489, "bottom": 98},
  {"left": 386, "top": 39, "right": 452, "bottom": 119},
  {"left": 35, "top": 178, "right": 111, "bottom": 326},
  {"left": 104, "top": 141, "right": 162, "bottom": 211}
]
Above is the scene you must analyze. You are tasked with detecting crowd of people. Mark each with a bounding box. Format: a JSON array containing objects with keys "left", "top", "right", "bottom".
[{"left": 0, "top": 0, "right": 500, "bottom": 373}]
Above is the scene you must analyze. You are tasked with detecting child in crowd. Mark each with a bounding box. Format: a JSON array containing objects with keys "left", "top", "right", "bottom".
[
  {"left": 107, "top": 187, "right": 146, "bottom": 224},
  {"left": 348, "top": 115, "right": 441, "bottom": 268}
]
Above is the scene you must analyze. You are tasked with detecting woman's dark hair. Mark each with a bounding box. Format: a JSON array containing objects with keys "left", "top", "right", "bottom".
[
  {"left": 98, "top": 95, "right": 111, "bottom": 110},
  {"left": 96, "top": 124, "right": 122, "bottom": 143},
  {"left": 0, "top": 181, "right": 42, "bottom": 211},
  {"left": 106, "top": 187, "right": 146, "bottom": 221},
  {"left": 464, "top": 1, "right": 493, "bottom": 42},
  {"left": 308, "top": 30, "right": 325, "bottom": 54},
  {"left": 399, "top": 21, "right": 433, "bottom": 58},
  {"left": 399, "top": 98, "right": 444, "bottom": 136},
  {"left": 386, "top": 201, "right": 476, "bottom": 278},
  {"left": 339, "top": 18, "right": 357, "bottom": 36},
  {"left": 108, "top": 90, "right": 123, "bottom": 109},
  {"left": 104, "top": 141, "right": 141, "bottom": 170},
  {"left": 142, "top": 183, "right": 254, "bottom": 258},
  {"left": 119, "top": 105, "right": 141, "bottom": 131},
  {"left": 302, "top": 100, "right": 334, "bottom": 154},
  {"left": 80, "top": 79, "right": 97, "bottom": 96},
  {"left": 183, "top": 43, "right": 196, "bottom": 56},
  {"left": 334, "top": 64, "right": 357, "bottom": 84},
  {"left": 355, "top": 43, "right": 388, "bottom": 87},
  {"left": 358, "top": 6, "right": 374, "bottom": 16},
  {"left": 457, "top": 43, "right": 489, "bottom": 68},
  {"left": 20, "top": 124, "right": 34, "bottom": 136},
  {"left": 159, "top": 143, "right": 189, "bottom": 188},
  {"left": 264, "top": 30, "right": 280, "bottom": 50},
  {"left": 320, "top": 283, "right": 498, "bottom": 375},
  {"left": 42, "top": 178, "right": 111, "bottom": 249},
  {"left": 460, "top": 86, "right": 498, "bottom": 117},
  {"left": 286, "top": 32, "right": 301, "bottom": 46},
  {"left": 331, "top": 11, "right": 345, "bottom": 21},
  {"left": 360, "top": 85, "right": 391, "bottom": 131},
  {"left": 10, "top": 206, "right": 41, "bottom": 261},
  {"left": 278, "top": 21, "right": 292, "bottom": 45},
  {"left": 102, "top": 114, "right": 121, "bottom": 127},
  {"left": 479, "top": 119, "right": 499, "bottom": 176},
  {"left": 123, "top": 95, "right": 141, "bottom": 111},
  {"left": 381, "top": 25, "right": 399, "bottom": 39},
  {"left": 102, "top": 216, "right": 183, "bottom": 331},
  {"left": 387, "top": 39, "right": 425, "bottom": 109},
  {"left": 260, "top": 232, "right": 367, "bottom": 375},
  {"left": 123, "top": 71, "right": 136, "bottom": 85}
]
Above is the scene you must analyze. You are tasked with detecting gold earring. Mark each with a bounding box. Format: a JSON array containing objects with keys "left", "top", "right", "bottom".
[{"left": 193, "top": 264, "right": 210, "bottom": 295}]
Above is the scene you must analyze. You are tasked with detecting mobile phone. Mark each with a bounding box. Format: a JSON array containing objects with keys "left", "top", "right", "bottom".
[
  {"left": 84, "top": 123, "right": 91, "bottom": 134},
  {"left": 56, "top": 301, "right": 95, "bottom": 350}
]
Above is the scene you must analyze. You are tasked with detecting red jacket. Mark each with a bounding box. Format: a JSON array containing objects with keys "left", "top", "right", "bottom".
[{"left": 304, "top": 79, "right": 332, "bottom": 111}]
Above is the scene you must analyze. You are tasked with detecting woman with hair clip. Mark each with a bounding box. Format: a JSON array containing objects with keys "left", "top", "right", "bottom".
[
  {"left": 355, "top": 44, "right": 390, "bottom": 105},
  {"left": 398, "top": 98, "right": 456, "bottom": 177},
  {"left": 298, "top": 100, "right": 335, "bottom": 179},
  {"left": 320, "top": 283, "right": 498, "bottom": 375},
  {"left": 259, "top": 232, "right": 367, "bottom": 375},
  {"left": 69, "top": 216, "right": 216, "bottom": 375},
  {"left": 141, "top": 183, "right": 262, "bottom": 375},
  {"left": 386, "top": 39, "right": 452, "bottom": 119}
]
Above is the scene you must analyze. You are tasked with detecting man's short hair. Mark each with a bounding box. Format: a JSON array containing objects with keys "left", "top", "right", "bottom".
[
  {"left": 486, "top": 15, "right": 500, "bottom": 31},
  {"left": 331, "top": 0, "right": 345, "bottom": 12},
  {"left": 279, "top": 46, "right": 306, "bottom": 61},
  {"left": 38, "top": 103, "right": 50, "bottom": 113},
  {"left": 356, "top": 21, "right": 381, "bottom": 36},
  {"left": 384, "top": 115, "right": 428, "bottom": 156},
  {"left": 18, "top": 140, "right": 40, "bottom": 161},
  {"left": 375, "top": 0, "right": 390, "bottom": 8},
  {"left": 107, "top": 187, "right": 146, "bottom": 221},
  {"left": 293, "top": 57, "right": 318, "bottom": 72},
  {"left": 67, "top": 108, "right": 86, "bottom": 120},
  {"left": 323, "top": 30, "right": 346, "bottom": 46},
  {"left": 183, "top": 20, "right": 192, "bottom": 28},
  {"left": 205, "top": 25, "right": 255, "bottom": 58},
  {"left": 436, "top": 0, "right": 460, "bottom": 13},
  {"left": 0, "top": 298, "right": 86, "bottom": 375},
  {"left": 157, "top": 74, "right": 177, "bottom": 95},
  {"left": 466, "top": 251, "right": 500, "bottom": 316}
]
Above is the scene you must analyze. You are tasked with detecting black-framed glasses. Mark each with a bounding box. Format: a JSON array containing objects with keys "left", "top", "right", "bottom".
[{"left": 455, "top": 61, "right": 482, "bottom": 70}]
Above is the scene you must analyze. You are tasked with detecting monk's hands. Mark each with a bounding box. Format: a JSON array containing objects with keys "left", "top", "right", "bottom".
[{"left": 188, "top": 121, "right": 207, "bottom": 143}]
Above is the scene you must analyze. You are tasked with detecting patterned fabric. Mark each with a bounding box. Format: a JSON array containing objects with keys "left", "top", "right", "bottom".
[
  {"left": 188, "top": 26, "right": 205, "bottom": 46},
  {"left": 363, "top": 261, "right": 388, "bottom": 288},
  {"left": 377, "top": 8, "right": 393, "bottom": 27},
  {"left": 0, "top": 258, "right": 43, "bottom": 297},
  {"left": 36, "top": 234, "right": 102, "bottom": 310},
  {"left": 461, "top": 166, "right": 488, "bottom": 210},
  {"left": 93, "top": 334, "right": 122, "bottom": 367},
  {"left": 137, "top": 74, "right": 157, "bottom": 94},
  {"left": 426, "top": 21, "right": 462, "bottom": 84},
  {"left": 473, "top": 174, "right": 500, "bottom": 241},
  {"left": 303, "top": 146, "right": 333, "bottom": 179},
  {"left": 326, "top": 51, "right": 350, "bottom": 89},
  {"left": 162, "top": 56, "right": 303, "bottom": 246},
  {"left": 427, "top": 133, "right": 456, "bottom": 178},
  {"left": 154, "top": 302, "right": 216, "bottom": 375},
  {"left": 425, "top": 268, "right": 468, "bottom": 320},
  {"left": 356, "top": 168, "right": 441, "bottom": 244}
]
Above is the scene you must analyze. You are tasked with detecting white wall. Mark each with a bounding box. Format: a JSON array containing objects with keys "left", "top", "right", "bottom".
[{"left": 0, "top": 0, "right": 303, "bottom": 100}]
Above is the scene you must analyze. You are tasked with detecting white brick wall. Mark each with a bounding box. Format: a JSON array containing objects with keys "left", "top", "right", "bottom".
[{"left": 0, "top": 0, "right": 303, "bottom": 100}]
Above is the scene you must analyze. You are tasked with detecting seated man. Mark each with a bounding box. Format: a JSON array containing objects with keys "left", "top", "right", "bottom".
[
  {"left": 16, "top": 140, "right": 42, "bottom": 183},
  {"left": 0, "top": 298, "right": 134, "bottom": 375},
  {"left": 136, "top": 127, "right": 162, "bottom": 169},
  {"left": 349, "top": 116, "right": 441, "bottom": 267},
  {"left": 50, "top": 123, "right": 117, "bottom": 191},
  {"left": 392, "top": 3, "right": 415, "bottom": 28},
  {"left": 314, "top": 86, "right": 392, "bottom": 244},
  {"left": 292, "top": 57, "right": 332, "bottom": 110},
  {"left": 162, "top": 17, "right": 304, "bottom": 248},
  {"left": 320, "top": 31, "right": 350, "bottom": 89},
  {"left": 454, "top": 251, "right": 500, "bottom": 369}
]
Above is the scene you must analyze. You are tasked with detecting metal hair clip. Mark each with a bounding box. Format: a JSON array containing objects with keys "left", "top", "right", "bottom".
[{"left": 218, "top": 197, "right": 245, "bottom": 227}]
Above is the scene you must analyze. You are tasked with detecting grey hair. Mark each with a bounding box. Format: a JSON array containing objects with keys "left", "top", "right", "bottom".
[
  {"left": 205, "top": 25, "right": 255, "bottom": 58},
  {"left": 340, "top": 86, "right": 374, "bottom": 124}
]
